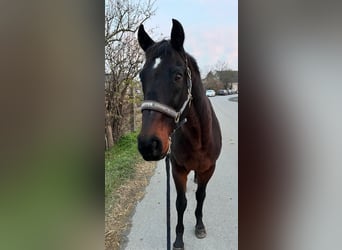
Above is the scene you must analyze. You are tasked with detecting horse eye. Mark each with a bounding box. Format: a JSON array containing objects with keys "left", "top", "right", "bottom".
[{"left": 174, "top": 73, "right": 183, "bottom": 81}]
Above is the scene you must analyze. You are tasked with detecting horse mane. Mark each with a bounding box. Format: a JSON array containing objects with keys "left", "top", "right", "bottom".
[
  {"left": 185, "top": 53, "right": 200, "bottom": 75},
  {"left": 145, "top": 40, "right": 171, "bottom": 58},
  {"left": 185, "top": 53, "right": 205, "bottom": 97}
]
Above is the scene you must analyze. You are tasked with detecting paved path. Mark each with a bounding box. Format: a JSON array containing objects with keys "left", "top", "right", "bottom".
[{"left": 124, "top": 95, "right": 238, "bottom": 250}]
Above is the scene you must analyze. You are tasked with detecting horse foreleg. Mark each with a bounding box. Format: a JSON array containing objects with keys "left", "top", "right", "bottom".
[
  {"left": 195, "top": 183, "right": 207, "bottom": 238},
  {"left": 172, "top": 167, "right": 188, "bottom": 250}
]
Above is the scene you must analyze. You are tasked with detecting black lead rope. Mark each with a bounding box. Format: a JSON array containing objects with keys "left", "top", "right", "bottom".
[{"left": 165, "top": 154, "right": 171, "bottom": 250}]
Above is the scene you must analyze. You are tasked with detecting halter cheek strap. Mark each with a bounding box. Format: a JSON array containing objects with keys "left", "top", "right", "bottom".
[{"left": 140, "top": 61, "right": 192, "bottom": 124}]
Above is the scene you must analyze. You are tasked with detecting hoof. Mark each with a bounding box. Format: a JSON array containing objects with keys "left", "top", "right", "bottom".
[
  {"left": 195, "top": 226, "right": 207, "bottom": 239},
  {"left": 173, "top": 243, "right": 184, "bottom": 250}
]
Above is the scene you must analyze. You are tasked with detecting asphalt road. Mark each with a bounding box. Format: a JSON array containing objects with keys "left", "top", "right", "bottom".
[{"left": 123, "top": 95, "right": 238, "bottom": 250}]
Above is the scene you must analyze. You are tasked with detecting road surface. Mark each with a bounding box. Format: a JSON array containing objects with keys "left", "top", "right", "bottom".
[{"left": 123, "top": 95, "right": 238, "bottom": 250}]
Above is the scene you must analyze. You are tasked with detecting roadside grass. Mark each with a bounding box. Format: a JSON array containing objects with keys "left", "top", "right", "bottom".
[
  {"left": 105, "top": 131, "right": 141, "bottom": 204},
  {"left": 105, "top": 130, "right": 157, "bottom": 250}
]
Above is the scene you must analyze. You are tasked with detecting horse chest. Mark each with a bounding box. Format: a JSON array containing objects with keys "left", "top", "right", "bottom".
[{"left": 173, "top": 145, "right": 213, "bottom": 171}]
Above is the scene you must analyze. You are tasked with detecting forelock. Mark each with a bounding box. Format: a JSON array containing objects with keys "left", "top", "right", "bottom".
[{"left": 145, "top": 40, "right": 173, "bottom": 59}]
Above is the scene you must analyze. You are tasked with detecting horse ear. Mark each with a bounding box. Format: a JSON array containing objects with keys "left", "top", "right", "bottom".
[
  {"left": 138, "top": 24, "right": 155, "bottom": 51},
  {"left": 170, "top": 19, "right": 185, "bottom": 51}
]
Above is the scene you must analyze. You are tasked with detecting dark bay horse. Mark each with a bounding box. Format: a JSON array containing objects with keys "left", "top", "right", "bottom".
[{"left": 137, "top": 19, "right": 222, "bottom": 250}]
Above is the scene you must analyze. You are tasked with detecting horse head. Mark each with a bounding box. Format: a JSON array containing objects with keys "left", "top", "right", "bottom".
[{"left": 137, "top": 19, "right": 191, "bottom": 161}]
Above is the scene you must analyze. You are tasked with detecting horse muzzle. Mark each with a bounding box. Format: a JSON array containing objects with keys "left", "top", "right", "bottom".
[{"left": 138, "top": 134, "right": 168, "bottom": 161}]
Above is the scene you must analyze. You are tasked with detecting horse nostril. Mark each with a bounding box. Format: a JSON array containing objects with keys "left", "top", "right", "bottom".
[
  {"left": 151, "top": 138, "right": 159, "bottom": 150},
  {"left": 148, "top": 136, "right": 162, "bottom": 156},
  {"left": 138, "top": 135, "right": 164, "bottom": 161}
]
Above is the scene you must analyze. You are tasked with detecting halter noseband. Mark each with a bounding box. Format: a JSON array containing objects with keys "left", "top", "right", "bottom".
[{"left": 140, "top": 57, "right": 193, "bottom": 124}]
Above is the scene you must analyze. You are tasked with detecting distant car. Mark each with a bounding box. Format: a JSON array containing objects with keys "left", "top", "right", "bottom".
[
  {"left": 228, "top": 89, "right": 239, "bottom": 95},
  {"left": 205, "top": 89, "right": 216, "bottom": 97},
  {"left": 217, "top": 89, "right": 228, "bottom": 95}
]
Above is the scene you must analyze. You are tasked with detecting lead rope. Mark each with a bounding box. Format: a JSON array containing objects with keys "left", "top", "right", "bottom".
[
  {"left": 165, "top": 152, "right": 171, "bottom": 250},
  {"left": 166, "top": 135, "right": 172, "bottom": 250}
]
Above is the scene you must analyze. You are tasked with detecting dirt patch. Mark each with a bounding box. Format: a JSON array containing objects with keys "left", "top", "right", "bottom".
[{"left": 105, "top": 160, "right": 156, "bottom": 250}]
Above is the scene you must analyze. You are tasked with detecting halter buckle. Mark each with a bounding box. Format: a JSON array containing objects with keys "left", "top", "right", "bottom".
[{"left": 175, "top": 112, "right": 180, "bottom": 124}]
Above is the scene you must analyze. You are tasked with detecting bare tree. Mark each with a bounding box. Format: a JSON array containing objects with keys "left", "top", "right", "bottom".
[
  {"left": 203, "top": 71, "right": 220, "bottom": 91},
  {"left": 105, "top": 0, "right": 155, "bottom": 148}
]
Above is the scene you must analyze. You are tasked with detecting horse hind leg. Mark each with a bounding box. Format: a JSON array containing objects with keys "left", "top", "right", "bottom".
[{"left": 194, "top": 166, "right": 215, "bottom": 239}]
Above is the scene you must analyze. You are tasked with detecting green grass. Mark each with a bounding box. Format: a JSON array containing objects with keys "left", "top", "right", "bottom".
[{"left": 105, "top": 131, "right": 141, "bottom": 199}]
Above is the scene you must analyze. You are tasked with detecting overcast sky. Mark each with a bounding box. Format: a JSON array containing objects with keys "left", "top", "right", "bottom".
[{"left": 143, "top": 0, "right": 238, "bottom": 75}]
